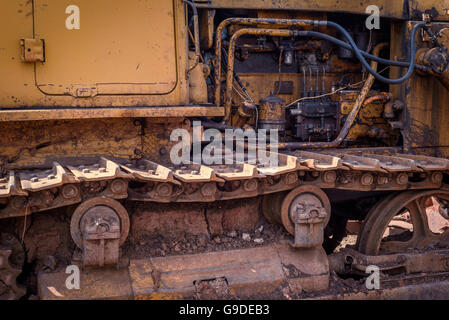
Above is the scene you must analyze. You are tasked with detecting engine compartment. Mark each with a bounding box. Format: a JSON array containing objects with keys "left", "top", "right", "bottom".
[{"left": 196, "top": 10, "right": 405, "bottom": 149}]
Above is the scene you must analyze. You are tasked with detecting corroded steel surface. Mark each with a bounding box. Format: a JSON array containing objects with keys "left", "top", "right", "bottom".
[
  {"left": 0, "top": 151, "right": 447, "bottom": 219},
  {"left": 0, "top": 233, "right": 25, "bottom": 300},
  {"left": 38, "top": 242, "right": 329, "bottom": 300},
  {"left": 37, "top": 241, "right": 449, "bottom": 300}
]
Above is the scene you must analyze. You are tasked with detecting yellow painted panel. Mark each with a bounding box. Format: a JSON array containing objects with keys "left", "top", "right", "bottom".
[
  {"left": 34, "top": 0, "right": 178, "bottom": 96},
  {"left": 0, "top": 0, "right": 35, "bottom": 103}
]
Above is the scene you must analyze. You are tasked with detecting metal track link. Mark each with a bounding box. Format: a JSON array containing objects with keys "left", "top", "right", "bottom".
[{"left": 1, "top": 151, "right": 448, "bottom": 219}]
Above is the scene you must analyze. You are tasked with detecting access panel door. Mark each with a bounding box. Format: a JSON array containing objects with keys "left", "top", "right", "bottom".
[{"left": 34, "top": 0, "right": 178, "bottom": 97}]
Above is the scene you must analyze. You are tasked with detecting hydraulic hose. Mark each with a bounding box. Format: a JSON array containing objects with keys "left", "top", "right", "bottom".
[
  {"left": 214, "top": 18, "right": 427, "bottom": 101},
  {"left": 271, "top": 42, "right": 389, "bottom": 150},
  {"left": 293, "top": 30, "right": 425, "bottom": 70},
  {"left": 325, "top": 21, "right": 426, "bottom": 84},
  {"left": 183, "top": 0, "right": 201, "bottom": 73}
]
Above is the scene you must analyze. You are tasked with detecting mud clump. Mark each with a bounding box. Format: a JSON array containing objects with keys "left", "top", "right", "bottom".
[
  {"left": 194, "top": 277, "right": 232, "bottom": 300},
  {"left": 128, "top": 202, "right": 209, "bottom": 239}
]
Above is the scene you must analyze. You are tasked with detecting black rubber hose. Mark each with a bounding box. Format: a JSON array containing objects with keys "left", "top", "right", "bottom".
[
  {"left": 325, "top": 21, "right": 426, "bottom": 84},
  {"left": 294, "top": 30, "right": 424, "bottom": 70},
  {"left": 183, "top": 0, "right": 197, "bottom": 15}
]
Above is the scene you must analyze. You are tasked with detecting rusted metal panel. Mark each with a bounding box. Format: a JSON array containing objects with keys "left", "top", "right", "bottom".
[
  {"left": 408, "top": 0, "right": 449, "bottom": 21},
  {"left": 320, "top": 281, "right": 449, "bottom": 300},
  {"left": 194, "top": 0, "right": 407, "bottom": 19},
  {"left": 38, "top": 267, "right": 133, "bottom": 300},
  {"left": 0, "top": 118, "right": 145, "bottom": 169},
  {"left": 0, "top": 106, "right": 224, "bottom": 122},
  {"left": 392, "top": 21, "right": 449, "bottom": 158},
  {"left": 330, "top": 248, "right": 449, "bottom": 275},
  {"left": 130, "top": 245, "right": 286, "bottom": 299},
  {"left": 37, "top": 243, "right": 329, "bottom": 300}
]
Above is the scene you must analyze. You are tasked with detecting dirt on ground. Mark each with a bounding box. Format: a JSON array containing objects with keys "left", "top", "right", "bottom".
[
  {"left": 122, "top": 196, "right": 293, "bottom": 260},
  {"left": 122, "top": 218, "right": 291, "bottom": 260},
  {"left": 2, "top": 196, "right": 448, "bottom": 300}
]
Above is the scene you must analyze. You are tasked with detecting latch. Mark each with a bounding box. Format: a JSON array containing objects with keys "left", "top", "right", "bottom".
[{"left": 20, "top": 38, "right": 45, "bottom": 62}]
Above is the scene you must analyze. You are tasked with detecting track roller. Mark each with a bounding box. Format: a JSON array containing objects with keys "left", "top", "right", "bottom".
[
  {"left": 70, "top": 197, "right": 130, "bottom": 267},
  {"left": 263, "top": 186, "right": 331, "bottom": 248}
]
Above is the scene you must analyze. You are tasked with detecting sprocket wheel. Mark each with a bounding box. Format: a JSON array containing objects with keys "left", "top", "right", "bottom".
[
  {"left": 357, "top": 188, "right": 449, "bottom": 255},
  {"left": 0, "top": 233, "right": 26, "bottom": 300}
]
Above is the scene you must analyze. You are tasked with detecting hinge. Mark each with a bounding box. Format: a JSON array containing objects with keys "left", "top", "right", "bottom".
[{"left": 20, "top": 38, "right": 45, "bottom": 62}]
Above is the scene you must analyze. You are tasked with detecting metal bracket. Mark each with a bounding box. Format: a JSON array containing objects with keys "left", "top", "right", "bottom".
[
  {"left": 81, "top": 206, "right": 121, "bottom": 267},
  {"left": 20, "top": 38, "right": 45, "bottom": 62},
  {"left": 330, "top": 248, "right": 449, "bottom": 276},
  {"left": 292, "top": 199, "right": 328, "bottom": 248}
]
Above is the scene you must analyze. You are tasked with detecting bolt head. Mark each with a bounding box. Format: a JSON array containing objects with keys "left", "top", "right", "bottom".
[
  {"left": 431, "top": 172, "right": 443, "bottom": 184},
  {"left": 156, "top": 183, "right": 173, "bottom": 197},
  {"left": 62, "top": 184, "right": 79, "bottom": 199},
  {"left": 110, "top": 179, "right": 127, "bottom": 194},
  {"left": 323, "top": 171, "right": 337, "bottom": 184},
  {"left": 361, "top": 173, "right": 374, "bottom": 186},
  {"left": 396, "top": 173, "right": 409, "bottom": 185},
  {"left": 201, "top": 183, "right": 216, "bottom": 197},
  {"left": 286, "top": 172, "right": 298, "bottom": 185},
  {"left": 243, "top": 179, "right": 258, "bottom": 192}
]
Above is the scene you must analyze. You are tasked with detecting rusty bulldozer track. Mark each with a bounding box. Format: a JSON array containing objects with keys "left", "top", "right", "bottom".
[
  {"left": 1, "top": 151, "right": 447, "bottom": 219},
  {"left": 1, "top": 150, "right": 449, "bottom": 300}
]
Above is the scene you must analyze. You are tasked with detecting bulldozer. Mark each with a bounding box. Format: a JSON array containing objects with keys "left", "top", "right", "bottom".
[{"left": 2, "top": 0, "right": 449, "bottom": 300}]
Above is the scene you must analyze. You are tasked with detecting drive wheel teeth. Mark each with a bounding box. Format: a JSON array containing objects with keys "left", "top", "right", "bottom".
[{"left": 0, "top": 249, "right": 26, "bottom": 300}]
